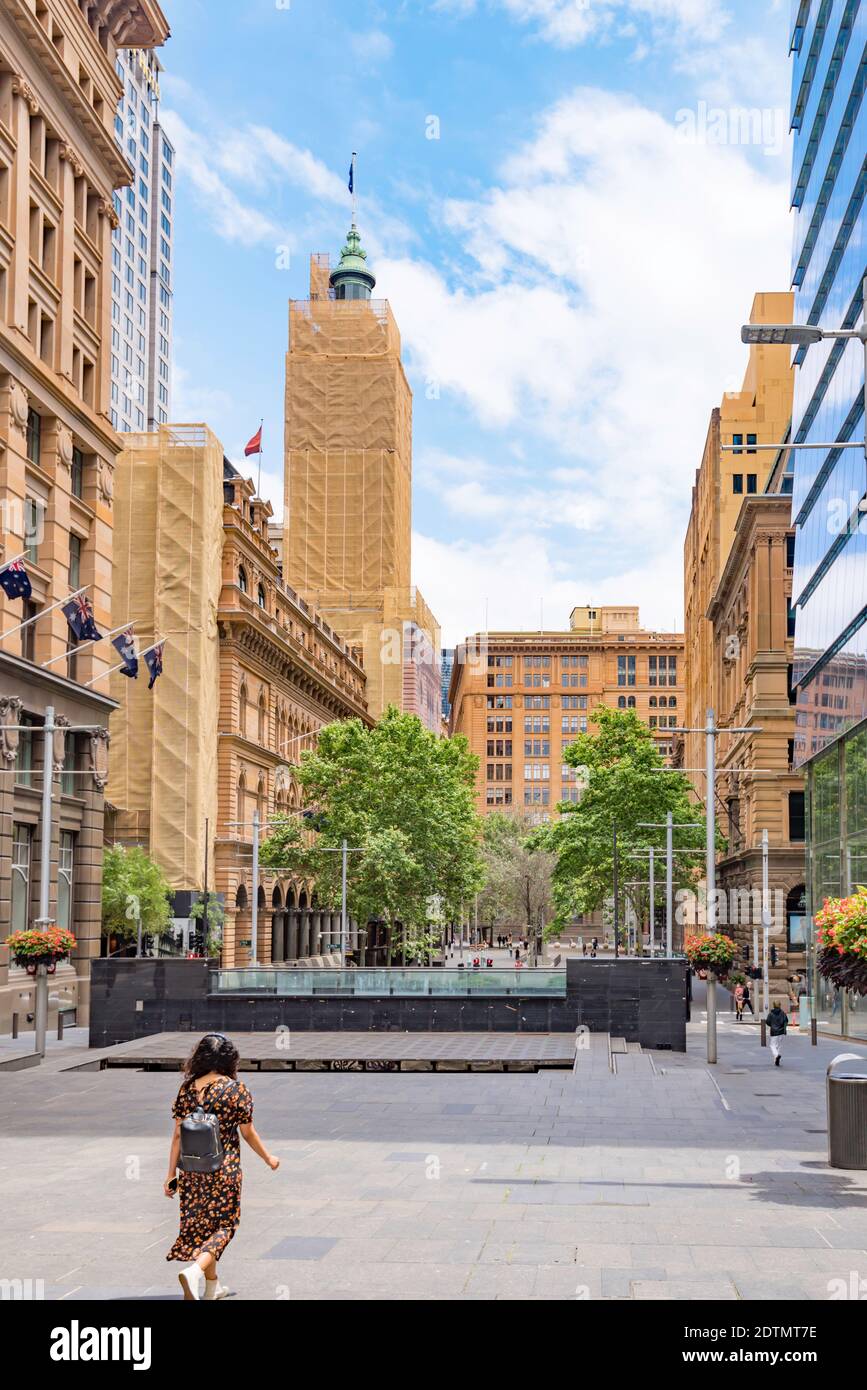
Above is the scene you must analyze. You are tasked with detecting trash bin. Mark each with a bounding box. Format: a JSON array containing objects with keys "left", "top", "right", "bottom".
[{"left": 827, "top": 1054, "right": 867, "bottom": 1170}]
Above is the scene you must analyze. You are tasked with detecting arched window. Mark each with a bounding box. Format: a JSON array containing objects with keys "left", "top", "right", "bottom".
[
  {"left": 257, "top": 583, "right": 266, "bottom": 610},
  {"left": 649, "top": 697, "right": 657, "bottom": 708},
  {"left": 239, "top": 679, "right": 248, "bottom": 739},
  {"left": 238, "top": 566, "right": 248, "bottom": 594},
  {"left": 627, "top": 696, "right": 636, "bottom": 709},
  {"left": 235, "top": 884, "right": 248, "bottom": 912},
  {"left": 257, "top": 773, "right": 267, "bottom": 819},
  {"left": 271, "top": 885, "right": 283, "bottom": 910},
  {"left": 617, "top": 696, "right": 626, "bottom": 709},
  {"left": 669, "top": 697, "right": 677, "bottom": 708},
  {"left": 236, "top": 772, "right": 246, "bottom": 827},
  {"left": 258, "top": 691, "right": 267, "bottom": 744}
]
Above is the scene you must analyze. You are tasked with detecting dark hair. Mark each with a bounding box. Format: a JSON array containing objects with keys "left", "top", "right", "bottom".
[{"left": 184, "top": 1032, "right": 239, "bottom": 1081}]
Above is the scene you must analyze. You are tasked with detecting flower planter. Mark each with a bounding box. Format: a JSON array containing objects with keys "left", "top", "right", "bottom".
[
  {"left": 7, "top": 927, "right": 76, "bottom": 976},
  {"left": 815, "top": 889, "right": 867, "bottom": 996},
  {"left": 684, "top": 933, "right": 736, "bottom": 982}
]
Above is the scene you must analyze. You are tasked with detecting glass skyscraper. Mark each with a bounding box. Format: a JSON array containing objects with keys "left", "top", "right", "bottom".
[
  {"left": 109, "top": 47, "right": 174, "bottom": 433},
  {"left": 788, "top": 0, "right": 867, "bottom": 1036}
]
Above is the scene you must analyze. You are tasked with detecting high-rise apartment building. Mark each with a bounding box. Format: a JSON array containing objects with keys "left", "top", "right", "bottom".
[
  {"left": 0, "top": 0, "right": 169, "bottom": 1033},
  {"left": 785, "top": 3, "right": 867, "bottom": 1037},
  {"left": 283, "top": 227, "right": 441, "bottom": 729},
  {"left": 109, "top": 43, "right": 173, "bottom": 433},
  {"left": 449, "top": 607, "right": 684, "bottom": 823}
]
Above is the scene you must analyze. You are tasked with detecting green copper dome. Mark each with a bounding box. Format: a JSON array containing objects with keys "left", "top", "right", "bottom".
[{"left": 330, "top": 223, "right": 376, "bottom": 300}]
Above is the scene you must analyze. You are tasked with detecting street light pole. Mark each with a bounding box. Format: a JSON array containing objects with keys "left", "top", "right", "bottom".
[
  {"left": 251, "top": 807, "right": 260, "bottom": 963},
  {"left": 613, "top": 826, "right": 619, "bottom": 958},
  {"left": 34, "top": 705, "right": 56, "bottom": 1058},
  {"left": 649, "top": 845, "right": 655, "bottom": 956},
  {"left": 762, "top": 827, "right": 771, "bottom": 1016},
  {"left": 341, "top": 837, "right": 348, "bottom": 963},
  {"left": 705, "top": 709, "right": 718, "bottom": 1064}
]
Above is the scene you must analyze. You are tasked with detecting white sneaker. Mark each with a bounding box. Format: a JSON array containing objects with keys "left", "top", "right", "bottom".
[
  {"left": 178, "top": 1264, "right": 206, "bottom": 1301},
  {"left": 204, "top": 1279, "right": 230, "bottom": 1301}
]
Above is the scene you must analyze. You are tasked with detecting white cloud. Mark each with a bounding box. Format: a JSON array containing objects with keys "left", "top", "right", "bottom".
[
  {"left": 380, "top": 86, "right": 790, "bottom": 638},
  {"left": 162, "top": 111, "right": 285, "bottom": 247},
  {"left": 415, "top": 528, "right": 686, "bottom": 645},
  {"left": 433, "top": 0, "right": 731, "bottom": 48},
  {"left": 349, "top": 29, "right": 395, "bottom": 64}
]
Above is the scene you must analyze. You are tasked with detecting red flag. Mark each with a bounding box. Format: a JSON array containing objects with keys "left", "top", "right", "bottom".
[{"left": 244, "top": 425, "right": 262, "bottom": 457}]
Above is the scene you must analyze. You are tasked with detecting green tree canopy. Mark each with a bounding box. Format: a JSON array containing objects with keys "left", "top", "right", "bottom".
[
  {"left": 101, "top": 843, "right": 173, "bottom": 943},
  {"left": 478, "top": 811, "right": 555, "bottom": 932},
  {"left": 259, "top": 707, "right": 486, "bottom": 961},
  {"left": 535, "top": 706, "right": 716, "bottom": 933}
]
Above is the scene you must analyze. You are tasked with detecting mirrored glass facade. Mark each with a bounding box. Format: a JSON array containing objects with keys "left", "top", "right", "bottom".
[{"left": 789, "top": 0, "right": 867, "bottom": 1034}]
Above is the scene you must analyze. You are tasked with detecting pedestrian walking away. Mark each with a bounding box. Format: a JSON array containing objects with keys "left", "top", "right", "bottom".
[
  {"left": 742, "top": 982, "right": 754, "bottom": 1016},
  {"left": 765, "top": 1002, "right": 789, "bottom": 1066},
  {"left": 165, "top": 1032, "right": 280, "bottom": 1301}
]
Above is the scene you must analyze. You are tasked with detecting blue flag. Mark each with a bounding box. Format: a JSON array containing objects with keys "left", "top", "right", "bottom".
[
  {"left": 0, "top": 560, "right": 32, "bottom": 600},
  {"left": 348, "top": 159, "right": 354, "bottom": 194},
  {"left": 112, "top": 628, "right": 139, "bottom": 679},
  {"left": 62, "top": 594, "right": 102, "bottom": 643},
  {"left": 145, "top": 642, "right": 164, "bottom": 690}
]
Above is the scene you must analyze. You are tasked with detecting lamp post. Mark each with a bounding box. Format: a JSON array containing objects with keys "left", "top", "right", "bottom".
[{"left": 661, "top": 710, "right": 756, "bottom": 1063}]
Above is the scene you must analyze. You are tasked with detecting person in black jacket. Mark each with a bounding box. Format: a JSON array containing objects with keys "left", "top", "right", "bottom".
[{"left": 766, "top": 1002, "right": 788, "bottom": 1066}]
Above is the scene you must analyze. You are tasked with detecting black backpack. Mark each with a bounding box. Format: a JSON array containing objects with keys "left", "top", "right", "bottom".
[{"left": 178, "top": 1089, "right": 226, "bottom": 1174}]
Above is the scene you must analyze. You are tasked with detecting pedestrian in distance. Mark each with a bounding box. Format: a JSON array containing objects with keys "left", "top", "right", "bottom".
[
  {"left": 165, "top": 1032, "right": 280, "bottom": 1301},
  {"left": 742, "top": 982, "right": 754, "bottom": 1017},
  {"left": 765, "top": 1001, "right": 789, "bottom": 1066},
  {"left": 734, "top": 981, "right": 745, "bottom": 1022}
]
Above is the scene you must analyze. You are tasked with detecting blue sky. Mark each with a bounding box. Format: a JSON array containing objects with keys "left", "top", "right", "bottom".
[{"left": 162, "top": 0, "right": 795, "bottom": 643}]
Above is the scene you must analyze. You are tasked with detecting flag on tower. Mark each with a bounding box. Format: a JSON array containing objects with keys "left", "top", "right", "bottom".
[
  {"left": 244, "top": 425, "right": 262, "bottom": 457},
  {"left": 348, "top": 157, "right": 354, "bottom": 194},
  {"left": 145, "top": 642, "right": 164, "bottom": 690},
  {"left": 62, "top": 593, "right": 102, "bottom": 643},
  {"left": 112, "top": 628, "right": 139, "bottom": 679},
  {"left": 0, "top": 560, "right": 32, "bottom": 600}
]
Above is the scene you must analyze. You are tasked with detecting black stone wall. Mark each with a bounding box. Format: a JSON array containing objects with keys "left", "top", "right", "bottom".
[
  {"left": 90, "top": 957, "right": 688, "bottom": 1050},
  {"left": 566, "top": 957, "right": 688, "bottom": 1051}
]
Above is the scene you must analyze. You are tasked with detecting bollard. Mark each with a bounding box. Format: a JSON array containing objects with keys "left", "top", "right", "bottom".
[
  {"left": 11, "top": 1012, "right": 18, "bottom": 1039},
  {"left": 812, "top": 1017, "right": 818, "bottom": 1046},
  {"left": 760, "top": 1019, "right": 767, "bottom": 1047},
  {"left": 57, "top": 1011, "right": 64, "bottom": 1041}
]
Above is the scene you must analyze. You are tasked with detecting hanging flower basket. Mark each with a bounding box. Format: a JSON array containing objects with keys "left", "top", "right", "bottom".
[
  {"left": 815, "top": 889, "right": 867, "bottom": 996},
  {"left": 6, "top": 927, "right": 76, "bottom": 975},
  {"left": 684, "top": 932, "right": 736, "bottom": 980}
]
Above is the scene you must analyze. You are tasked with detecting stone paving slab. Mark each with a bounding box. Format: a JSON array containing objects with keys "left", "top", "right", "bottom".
[{"left": 1, "top": 1018, "right": 867, "bottom": 1300}]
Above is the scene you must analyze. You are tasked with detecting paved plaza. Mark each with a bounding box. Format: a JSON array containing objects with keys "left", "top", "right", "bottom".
[{"left": 2, "top": 1008, "right": 867, "bottom": 1301}]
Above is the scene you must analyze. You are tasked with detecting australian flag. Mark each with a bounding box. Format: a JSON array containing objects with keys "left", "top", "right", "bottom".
[
  {"left": 0, "top": 560, "right": 32, "bottom": 600},
  {"left": 62, "top": 593, "right": 102, "bottom": 643},
  {"left": 112, "top": 628, "right": 138, "bottom": 679},
  {"left": 145, "top": 642, "right": 164, "bottom": 690},
  {"left": 348, "top": 158, "right": 354, "bottom": 194}
]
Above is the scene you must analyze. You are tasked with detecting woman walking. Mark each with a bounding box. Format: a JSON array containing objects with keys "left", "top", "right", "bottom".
[{"left": 165, "top": 1032, "right": 280, "bottom": 1300}]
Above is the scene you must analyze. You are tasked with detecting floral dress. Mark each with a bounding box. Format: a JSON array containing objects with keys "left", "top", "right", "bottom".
[{"left": 166, "top": 1076, "right": 253, "bottom": 1264}]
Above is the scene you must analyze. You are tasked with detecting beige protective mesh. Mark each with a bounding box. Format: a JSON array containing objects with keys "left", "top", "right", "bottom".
[
  {"left": 284, "top": 290, "right": 412, "bottom": 603},
  {"left": 109, "top": 425, "right": 223, "bottom": 889}
]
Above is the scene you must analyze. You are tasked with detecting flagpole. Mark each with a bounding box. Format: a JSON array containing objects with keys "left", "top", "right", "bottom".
[
  {"left": 39, "top": 620, "right": 134, "bottom": 669},
  {"left": 84, "top": 635, "right": 168, "bottom": 687},
  {"left": 0, "top": 550, "right": 29, "bottom": 573},
  {"left": 352, "top": 150, "right": 357, "bottom": 224},
  {"left": 257, "top": 416, "right": 263, "bottom": 499},
  {"left": 0, "top": 585, "right": 88, "bottom": 642}
]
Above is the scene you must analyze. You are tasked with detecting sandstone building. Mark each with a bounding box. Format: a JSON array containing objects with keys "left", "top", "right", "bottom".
[
  {"left": 109, "top": 424, "right": 371, "bottom": 967},
  {"left": 0, "top": 0, "right": 169, "bottom": 1031}
]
